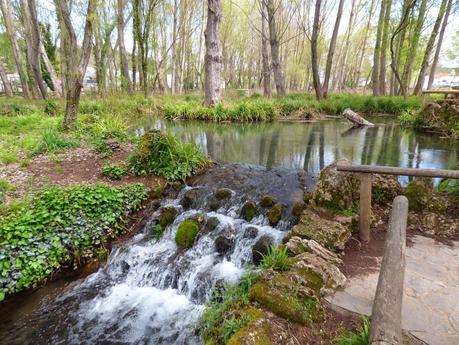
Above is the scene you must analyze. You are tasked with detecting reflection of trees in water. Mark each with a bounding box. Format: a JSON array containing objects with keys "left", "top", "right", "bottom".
[
  {"left": 303, "top": 127, "right": 315, "bottom": 173},
  {"left": 266, "top": 129, "right": 281, "bottom": 170},
  {"left": 361, "top": 126, "right": 379, "bottom": 165}
]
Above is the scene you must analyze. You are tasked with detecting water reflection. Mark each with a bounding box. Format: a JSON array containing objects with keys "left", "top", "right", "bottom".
[{"left": 133, "top": 117, "right": 458, "bottom": 176}]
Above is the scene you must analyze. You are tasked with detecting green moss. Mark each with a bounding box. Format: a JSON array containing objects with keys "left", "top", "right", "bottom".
[
  {"left": 215, "top": 188, "right": 232, "bottom": 200},
  {"left": 159, "top": 207, "right": 178, "bottom": 228},
  {"left": 241, "top": 201, "right": 257, "bottom": 221},
  {"left": 175, "top": 219, "right": 200, "bottom": 248},
  {"left": 267, "top": 203, "right": 283, "bottom": 226},
  {"left": 292, "top": 201, "right": 306, "bottom": 217},
  {"left": 248, "top": 281, "right": 317, "bottom": 324},
  {"left": 404, "top": 180, "right": 429, "bottom": 212},
  {"left": 259, "top": 195, "right": 274, "bottom": 208},
  {"left": 227, "top": 315, "right": 271, "bottom": 345}
]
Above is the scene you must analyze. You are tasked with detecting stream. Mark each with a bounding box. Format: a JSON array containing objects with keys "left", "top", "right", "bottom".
[{"left": 1, "top": 117, "right": 458, "bottom": 344}]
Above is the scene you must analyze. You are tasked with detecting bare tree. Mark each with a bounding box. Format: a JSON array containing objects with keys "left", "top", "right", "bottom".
[
  {"left": 372, "top": 0, "right": 386, "bottom": 96},
  {"left": 0, "top": 0, "right": 31, "bottom": 98},
  {"left": 204, "top": 0, "right": 223, "bottom": 106},
  {"left": 311, "top": 0, "right": 323, "bottom": 99},
  {"left": 261, "top": 0, "right": 271, "bottom": 97},
  {"left": 379, "top": 0, "right": 392, "bottom": 95},
  {"left": 0, "top": 57, "right": 13, "bottom": 96},
  {"left": 117, "top": 0, "right": 133, "bottom": 94},
  {"left": 54, "top": 0, "right": 96, "bottom": 130},
  {"left": 266, "top": 0, "right": 286, "bottom": 97}
]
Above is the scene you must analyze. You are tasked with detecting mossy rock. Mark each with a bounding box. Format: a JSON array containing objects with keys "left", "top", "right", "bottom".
[
  {"left": 215, "top": 188, "right": 232, "bottom": 200},
  {"left": 208, "top": 196, "right": 221, "bottom": 211},
  {"left": 241, "top": 201, "right": 257, "bottom": 221},
  {"left": 175, "top": 219, "right": 200, "bottom": 248},
  {"left": 292, "top": 201, "right": 306, "bottom": 217},
  {"left": 227, "top": 309, "right": 271, "bottom": 345},
  {"left": 248, "top": 281, "right": 317, "bottom": 325},
  {"left": 159, "top": 207, "right": 178, "bottom": 228},
  {"left": 404, "top": 178, "right": 447, "bottom": 214},
  {"left": 372, "top": 174, "right": 403, "bottom": 205},
  {"left": 267, "top": 203, "right": 283, "bottom": 226},
  {"left": 259, "top": 195, "right": 274, "bottom": 208}
]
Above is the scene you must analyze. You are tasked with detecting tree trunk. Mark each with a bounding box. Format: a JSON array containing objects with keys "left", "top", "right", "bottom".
[
  {"left": 203, "top": 0, "right": 223, "bottom": 106},
  {"left": 427, "top": 0, "right": 452, "bottom": 90},
  {"left": 413, "top": 0, "right": 448, "bottom": 95},
  {"left": 355, "top": 0, "right": 376, "bottom": 89},
  {"left": 261, "top": 0, "right": 271, "bottom": 97},
  {"left": 336, "top": 0, "right": 357, "bottom": 92},
  {"left": 0, "top": 0, "right": 31, "bottom": 98},
  {"left": 117, "top": 0, "right": 133, "bottom": 94},
  {"left": 342, "top": 108, "right": 375, "bottom": 127},
  {"left": 266, "top": 0, "right": 286, "bottom": 97},
  {"left": 323, "top": 0, "right": 345, "bottom": 98},
  {"left": 379, "top": 0, "right": 392, "bottom": 96},
  {"left": 0, "top": 57, "right": 13, "bottom": 96},
  {"left": 40, "top": 41, "right": 62, "bottom": 96},
  {"left": 171, "top": 0, "right": 178, "bottom": 94},
  {"left": 372, "top": 0, "right": 386, "bottom": 96},
  {"left": 54, "top": 0, "right": 95, "bottom": 130},
  {"left": 311, "top": 0, "right": 323, "bottom": 100}
]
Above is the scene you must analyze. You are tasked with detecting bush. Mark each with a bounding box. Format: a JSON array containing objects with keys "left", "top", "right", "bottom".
[
  {"left": 35, "top": 127, "right": 79, "bottom": 154},
  {"left": 260, "top": 246, "right": 290, "bottom": 271},
  {"left": 102, "top": 164, "right": 126, "bottom": 180},
  {"left": 93, "top": 115, "right": 128, "bottom": 140},
  {"left": 128, "top": 130, "right": 210, "bottom": 181},
  {"left": 0, "top": 183, "right": 147, "bottom": 300},
  {"left": 398, "top": 109, "right": 423, "bottom": 128},
  {"left": 43, "top": 99, "right": 59, "bottom": 116},
  {"left": 175, "top": 219, "right": 200, "bottom": 248}
]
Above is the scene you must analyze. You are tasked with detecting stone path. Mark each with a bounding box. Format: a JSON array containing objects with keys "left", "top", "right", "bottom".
[{"left": 327, "top": 235, "right": 459, "bottom": 345}]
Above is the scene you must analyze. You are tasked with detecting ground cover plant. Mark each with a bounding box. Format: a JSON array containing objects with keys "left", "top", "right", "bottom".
[{"left": 0, "top": 183, "right": 147, "bottom": 300}]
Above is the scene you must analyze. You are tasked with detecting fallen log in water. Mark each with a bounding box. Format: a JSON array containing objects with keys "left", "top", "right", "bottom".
[{"left": 342, "top": 108, "right": 374, "bottom": 127}]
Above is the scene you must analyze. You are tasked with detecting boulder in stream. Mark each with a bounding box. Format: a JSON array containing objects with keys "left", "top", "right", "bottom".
[
  {"left": 259, "top": 195, "right": 275, "bottom": 208},
  {"left": 215, "top": 235, "right": 234, "bottom": 255},
  {"left": 252, "top": 235, "right": 274, "bottom": 265},
  {"left": 241, "top": 200, "right": 257, "bottom": 221},
  {"left": 175, "top": 219, "right": 200, "bottom": 249},
  {"left": 215, "top": 188, "right": 232, "bottom": 200},
  {"left": 267, "top": 203, "right": 283, "bottom": 226}
]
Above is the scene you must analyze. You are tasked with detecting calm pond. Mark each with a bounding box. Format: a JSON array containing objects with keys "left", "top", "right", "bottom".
[{"left": 134, "top": 116, "right": 459, "bottom": 176}]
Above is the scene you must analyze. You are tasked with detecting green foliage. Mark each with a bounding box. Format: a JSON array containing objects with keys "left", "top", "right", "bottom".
[
  {"left": 128, "top": 131, "right": 210, "bottom": 181},
  {"left": 35, "top": 128, "right": 79, "bottom": 154},
  {"left": 438, "top": 178, "right": 459, "bottom": 198},
  {"left": 175, "top": 219, "right": 200, "bottom": 248},
  {"left": 260, "top": 246, "right": 290, "bottom": 271},
  {"left": 398, "top": 109, "right": 423, "bottom": 128},
  {"left": 334, "top": 316, "right": 370, "bottom": 345},
  {"left": 93, "top": 115, "right": 128, "bottom": 140},
  {"left": 102, "top": 164, "right": 126, "bottom": 180},
  {"left": 43, "top": 99, "right": 59, "bottom": 116},
  {"left": 197, "top": 271, "right": 257, "bottom": 344},
  {"left": 0, "top": 183, "right": 147, "bottom": 300},
  {"left": 152, "top": 224, "right": 164, "bottom": 240},
  {"left": 0, "top": 179, "right": 12, "bottom": 203}
]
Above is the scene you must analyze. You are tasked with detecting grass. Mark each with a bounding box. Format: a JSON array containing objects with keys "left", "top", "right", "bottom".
[
  {"left": 260, "top": 246, "right": 290, "bottom": 271},
  {"left": 334, "top": 316, "right": 370, "bottom": 345},
  {"left": 34, "top": 128, "right": 79, "bottom": 154}
]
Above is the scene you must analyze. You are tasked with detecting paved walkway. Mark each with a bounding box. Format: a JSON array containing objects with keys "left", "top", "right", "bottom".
[{"left": 327, "top": 235, "right": 459, "bottom": 345}]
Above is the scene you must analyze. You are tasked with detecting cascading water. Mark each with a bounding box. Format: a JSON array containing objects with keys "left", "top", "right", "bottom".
[{"left": 0, "top": 164, "right": 310, "bottom": 345}]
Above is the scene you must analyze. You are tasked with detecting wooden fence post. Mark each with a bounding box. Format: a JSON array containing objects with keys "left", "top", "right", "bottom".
[
  {"left": 369, "top": 195, "right": 408, "bottom": 345},
  {"left": 359, "top": 173, "right": 372, "bottom": 243}
]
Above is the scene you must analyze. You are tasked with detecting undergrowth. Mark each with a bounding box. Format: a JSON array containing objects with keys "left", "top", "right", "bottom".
[
  {"left": 260, "top": 246, "right": 290, "bottom": 271},
  {"left": 0, "top": 183, "right": 147, "bottom": 301},
  {"left": 334, "top": 316, "right": 370, "bottom": 345}
]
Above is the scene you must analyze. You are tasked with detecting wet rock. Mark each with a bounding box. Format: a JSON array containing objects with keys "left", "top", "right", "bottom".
[
  {"left": 267, "top": 203, "right": 283, "bottom": 226},
  {"left": 252, "top": 235, "right": 274, "bottom": 265},
  {"left": 243, "top": 226, "right": 258, "bottom": 239},
  {"left": 259, "top": 195, "right": 274, "bottom": 208},
  {"left": 159, "top": 206, "right": 178, "bottom": 228},
  {"left": 215, "top": 236, "right": 234, "bottom": 255},
  {"left": 241, "top": 200, "right": 257, "bottom": 221},
  {"left": 205, "top": 216, "right": 220, "bottom": 231},
  {"left": 175, "top": 219, "right": 200, "bottom": 249},
  {"left": 208, "top": 197, "right": 221, "bottom": 211},
  {"left": 120, "top": 261, "right": 130, "bottom": 274},
  {"left": 181, "top": 188, "right": 205, "bottom": 209},
  {"left": 292, "top": 201, "right": 306, "bottom": 217},
  {"left": 286, "top": 208, "right": 351, "bottom": 252},
  {"left": 215, "top": 188, "right": 232, "bottom": 200}
]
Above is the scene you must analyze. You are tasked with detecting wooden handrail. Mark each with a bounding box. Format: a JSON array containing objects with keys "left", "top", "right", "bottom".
[{"left": 337, "top": 164, "right": 459, "bottom": 179}]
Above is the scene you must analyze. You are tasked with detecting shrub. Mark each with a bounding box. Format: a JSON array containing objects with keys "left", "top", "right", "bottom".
[
  {"left": 43, "top": 99, "right": 59, "bottom": 116},
  {"left": 128, "top": 130, "right": 210, "bottom": 181},
  {"left": 93, "top": 115, "right": 128, "bottom": 140},
  {"left": 260, "top": 246, "right": 290, "bottom": 271},
  {"left": 35, "top": 127, "right": 79, "bottom": 154},
  {"left": 398, "top": 109, "right": 423, "bottom": 128},
  {"left": 102, "top": 164, "right": 126, "bottom": 180},
  {"left": 0, "top": 183, "right": 147, "bottom": 300},
  {"left": 175, "top": 219, "right": 200, "bottom": 248}
]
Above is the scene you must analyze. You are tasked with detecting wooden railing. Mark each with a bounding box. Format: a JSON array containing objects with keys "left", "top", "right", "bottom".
[{"left": 336, "top": 164, "right": 459, "bottom": 242}]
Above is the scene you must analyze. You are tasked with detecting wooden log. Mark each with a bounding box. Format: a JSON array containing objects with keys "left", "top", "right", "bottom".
[
  {"left": 337, "top": 164, "right": 459, "bottom": 179},
  {"left": 369, "top": 196, "right": 408, "bottom": 345},
  {"left": 359, "top": 173, "right": 372, "bottom": 243},
  {"left": 342, "top": 108, "right": 375, "bottom": 127}
]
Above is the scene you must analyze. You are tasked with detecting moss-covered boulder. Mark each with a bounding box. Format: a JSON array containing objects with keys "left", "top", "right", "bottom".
[
  {"left": 259, "top": 195, "right": 275, "bottom": 208},
  {"left": 215, "top": 188, "right": 232, "bottom": 200},
  {"left": 208, "top": 196, "right": 221, "bottom": 211},
  {"left": 159, "top": 206, "right": 178, "bottom": 228},
  {"left": 292, "top": 201, "right": 306, "bottom": 217},
  {"left": 227, "top": 308, "right": 270, "bottom": 345},
  {"left": 404, "top": 178, "right": 447, "bottom": 213},
  {"left": 252, "top": 235, "right": 274, "bottom": 265},
  {"left": 175, "top": 219, "right": 200, "bottom": 248},
  {"left": 372, "top": 174, "right": 403, "bottom": 205},
  {"left": 181, "top": 188, "right": 206, "bottom": 209},
  {"left": 422, "top": 99, "right": 459, "bottom": 137},
  {"left": 286, "top": 208, "right": 351, "bottom": 252},
  {"left": 241, "top": 201, "right": 257, "bottom": 221},
  {"left": 267, "top": 203, "right": 283, "bottom": 226}
]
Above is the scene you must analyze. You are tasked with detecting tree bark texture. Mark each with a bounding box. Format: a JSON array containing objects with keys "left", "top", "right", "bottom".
[
  {"left": 117, "top": 0, "right": 133, "bottom": 94},
  {"left": 311, "top": 0, "right": 323, "bottom": 100},
  {"left": 261, "top": 0, "right": 271, "bottom": 97},
  {"left": 266, "top": 0, "right": 286, "bottom": 97},
  {"left": 379, "top": 0, "right": 392, "bottom": 96},
  {"left": 0, "top": 57, "right": 13, "bottom": 96},
  {"left": 372, "top": 0, "right": 386, "bottom": 96}
]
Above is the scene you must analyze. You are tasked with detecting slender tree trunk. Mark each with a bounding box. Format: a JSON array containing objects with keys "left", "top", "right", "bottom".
[
  {"left": 379, "top": 0, "right": 392, "bottom": 95},
  {"left": 355, "top": 0, "right": 376, "bottom": 89},
  {"left": 413, "top": 0, "right": 448, "bottom": 95},
  {"left": 204, "top": 0, "right": 223, "bottom": 106},
  {"left": 132, "top": 37, "right": 137, "bottom": 89},
  {"left": 0, "top": 0, "right": 31, "bottom": 98},
  {"left": 261, "top": 0, "right": 271, "bottom": 97},
  {"left": 266, "top": 0, "right": 286, "bottom": 97},
  {"left": 311, "top": 0, "right": 323, "bottom": 99},
  {"left": 372, "top": 0, "right": 386, "bottom": 96},
  {"left": 427, "top": 0, "right": 452, "bottom": 90},
  {"left": 54, "top": 0, "right": 95, "bottom": 130},
  {"left": 0, "top": 58, "right": 13, "bottom": 96},
  {"left": 336, "top": 0, "right": 357, "bottom": 92},
  {"left": 322, "top": 0, "right": 345, "bottom": 98},
  {"left": 40, "top": 41, "right": 62, "bottom": 96},
  {"left": 171, "top": 0, "right": 178, "bottom": 94},
  {"left": 117, "top": 0, "right": 133, "bottom": 94}
]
